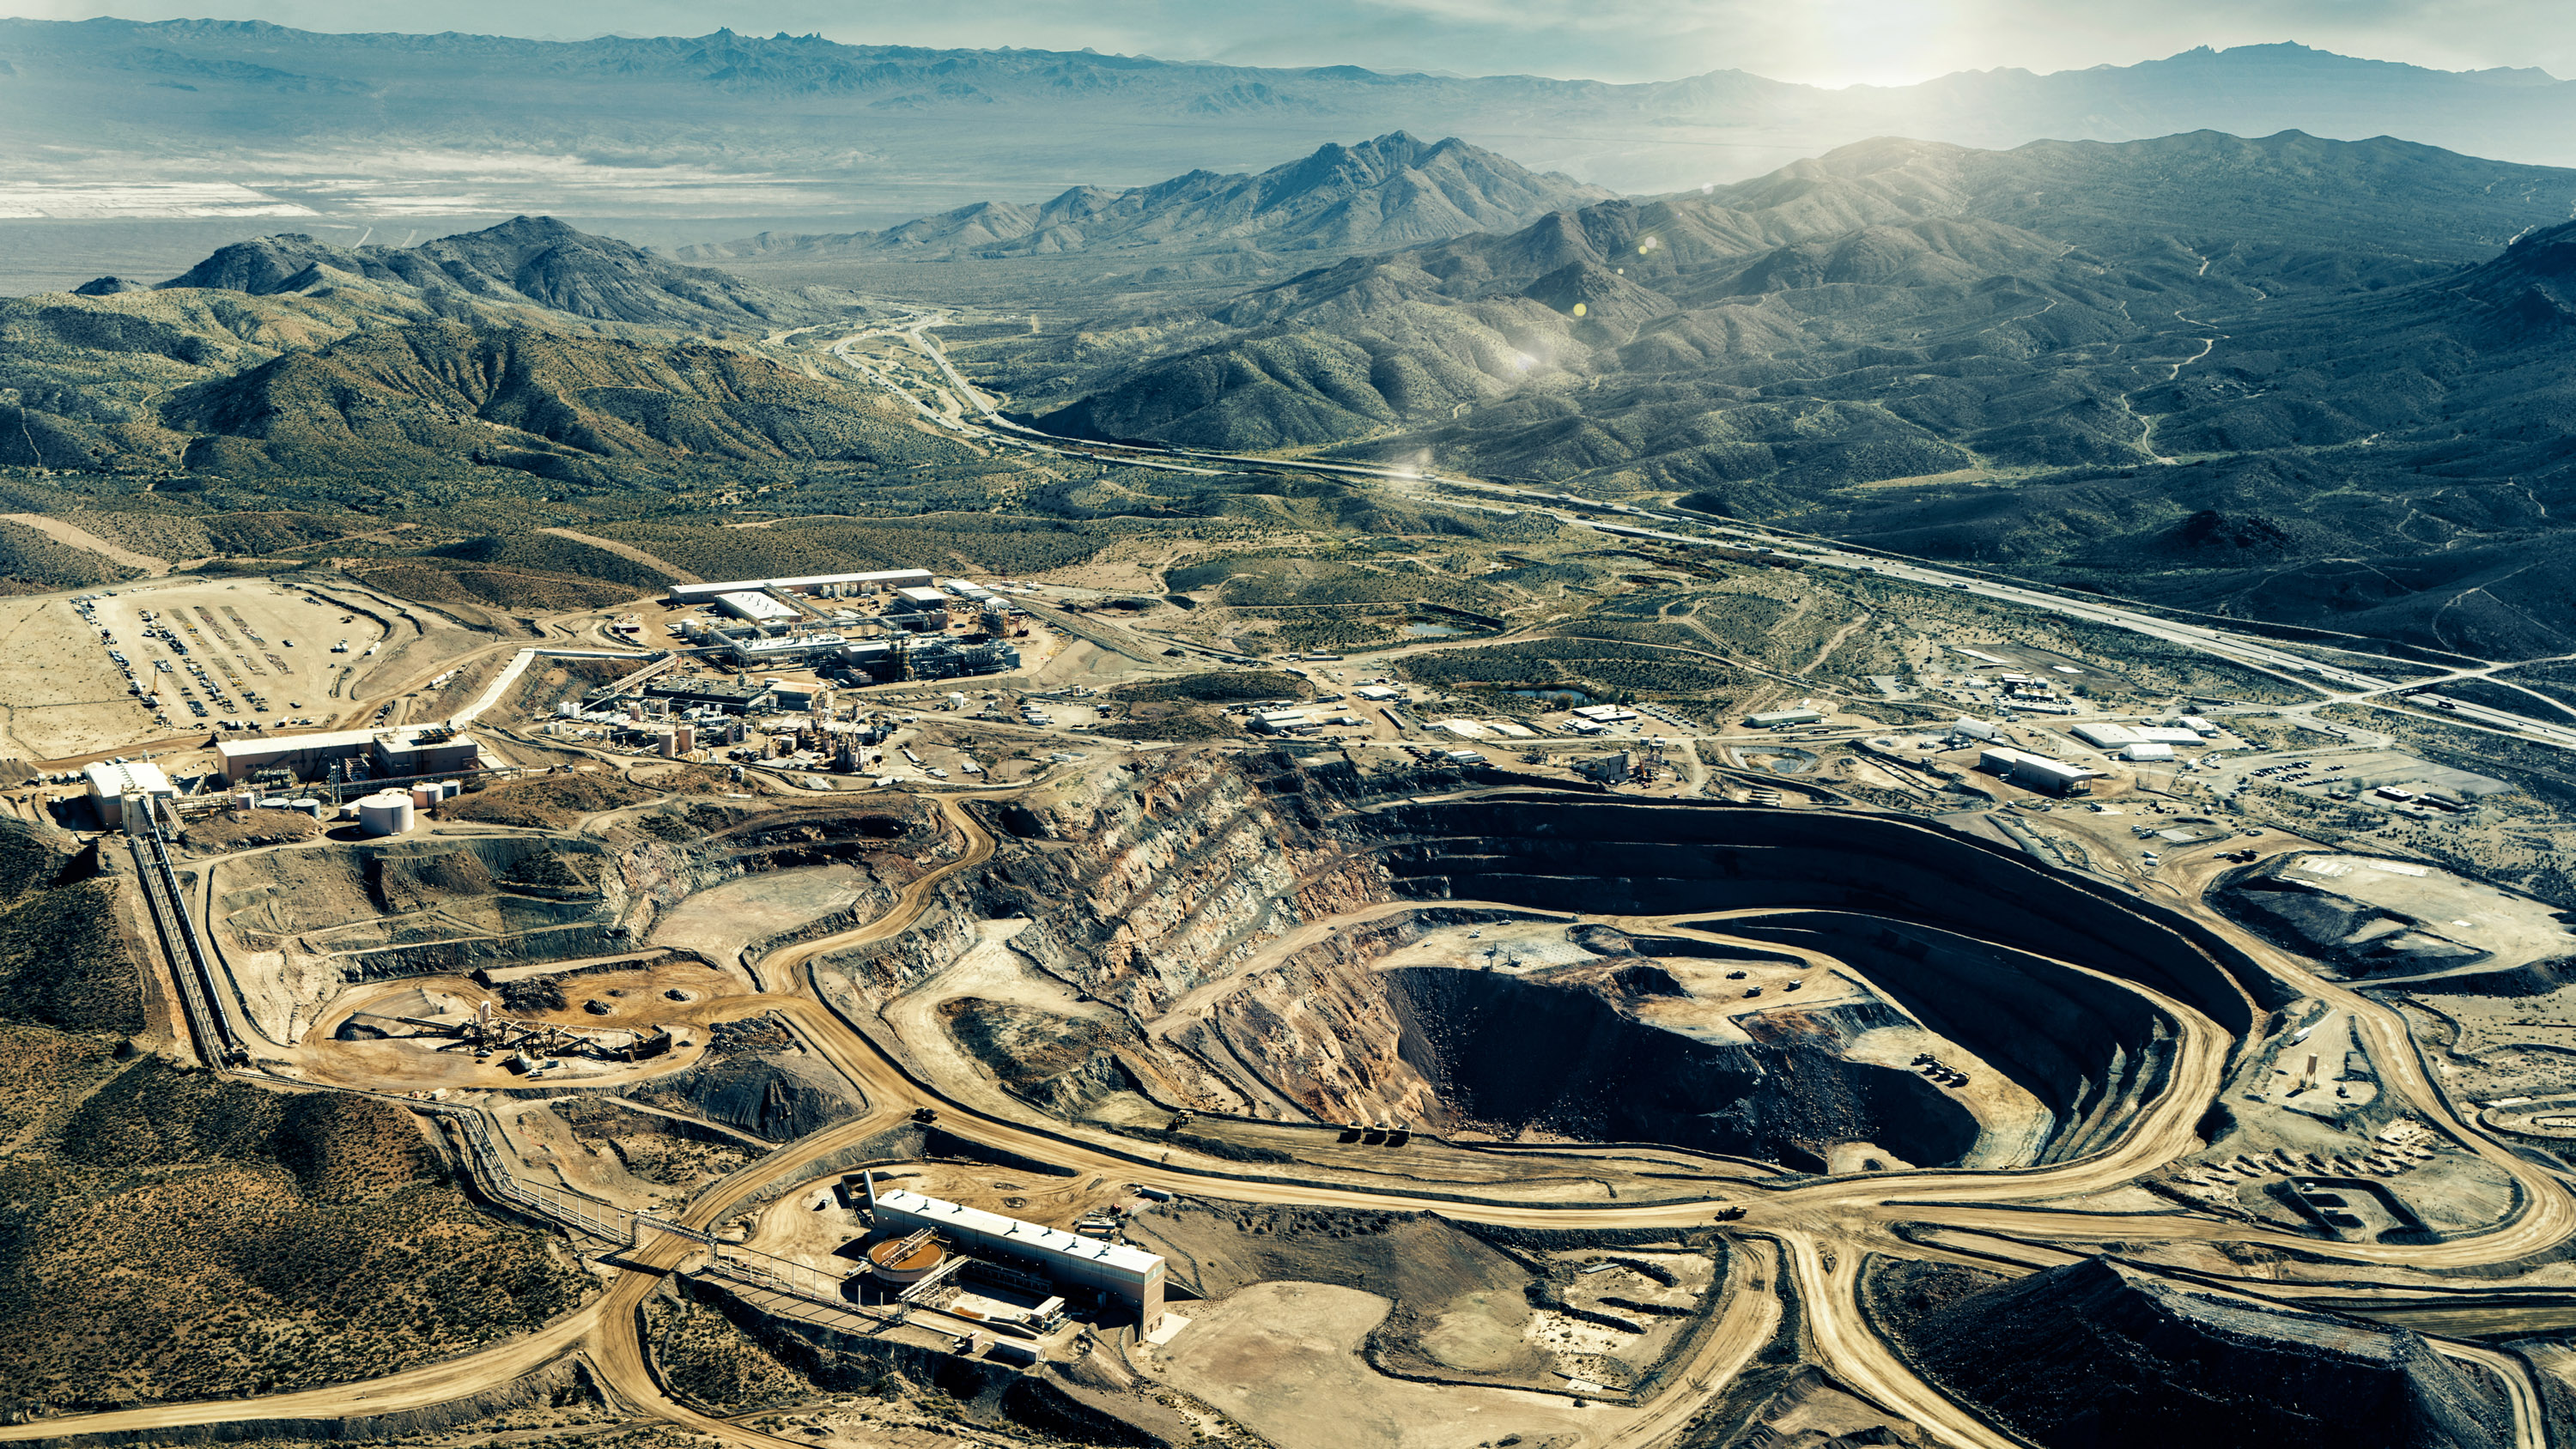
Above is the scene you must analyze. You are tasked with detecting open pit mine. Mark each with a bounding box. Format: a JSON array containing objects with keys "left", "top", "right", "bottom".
[{"left": 15, "top": 742, "right": 2573, "bottom": 1449}]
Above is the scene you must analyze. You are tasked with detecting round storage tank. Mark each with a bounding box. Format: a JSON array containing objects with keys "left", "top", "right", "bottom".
[
  {"left": 356, "top": 791, "right": 414, "bottom": 837},
  {"left": 289, "top": 797, "right": 319, "bottom": 818},
  {"left": 410, "top": 784, "right": 439, "bottom": 810},
  {"left": 866, "top": 1233, "right": 947, "bottom": 1284},
  {"left": 438, "top": 779, "right": 461, "bottom": 800},
  {"left": 258, "top": 796, "right": 291, "bottom": 810}
]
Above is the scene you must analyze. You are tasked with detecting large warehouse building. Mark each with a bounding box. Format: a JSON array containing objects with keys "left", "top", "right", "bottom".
[
  {"left": 216, "top": 724, "right": 482, "bottom": 785},
  {"left": 863, "top": 1173, "right": 1166, "bottom": 1327},
  {"left": 667, "top": 570, "right": 933, "bottom": 605},
  {"left": 1980, "top": 747, "right": 2093, "bottom": 796}
]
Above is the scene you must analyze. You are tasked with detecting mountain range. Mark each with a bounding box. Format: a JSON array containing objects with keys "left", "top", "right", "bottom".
[
  {"left": 975, "top": 129, "right": 2576, "bottom": 654},
  {"left": 678, "top": 133, "right": 1612, "bottom": 265},
  {"left": 12, "top": 20, "right": 2576, "bottom": 227},
  {"left": 18, "top": 124, "right": 2576, "bottom": 652}
]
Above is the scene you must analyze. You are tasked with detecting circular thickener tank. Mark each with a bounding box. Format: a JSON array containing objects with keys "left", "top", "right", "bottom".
[
  {"left": 356, "top": 791, "right": 415, "bottom": 837},
  {"left": 866, "top": 1234, "right": 946, "bottom": 1283}
]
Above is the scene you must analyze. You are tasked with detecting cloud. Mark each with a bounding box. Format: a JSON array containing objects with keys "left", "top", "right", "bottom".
[{"left": 10, "top": 0, "right": 2569, "bottom": 86}]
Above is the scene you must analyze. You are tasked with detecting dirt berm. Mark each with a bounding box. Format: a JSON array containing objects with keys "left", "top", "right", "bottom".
[{"left": 9, "top": 1354, "right": 602, "bottom": 1448}]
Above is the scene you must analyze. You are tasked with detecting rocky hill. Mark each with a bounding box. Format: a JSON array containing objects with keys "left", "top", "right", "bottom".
[
  {"left": 157, "top": 216, "right": 823, "bottom": 330},
  {"left": 683, "top": 133, "right": 1613, "bottom": 264}
]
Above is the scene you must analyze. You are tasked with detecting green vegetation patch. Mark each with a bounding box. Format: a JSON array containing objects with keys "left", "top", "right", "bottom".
[
  {"left": 1397, "top": 638, "right": 1743, "bottom": 700},
  {"left": 1111, "top": 670, "right": 1311, "bottom": 704}
]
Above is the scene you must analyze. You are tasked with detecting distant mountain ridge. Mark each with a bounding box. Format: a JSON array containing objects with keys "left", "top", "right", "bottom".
[
  {"left": 681, "top": 133, "right": 1613, "bottom": 264},
  {"left": 12, "top": 21, "right": 2576, "bottom": 230},
  {"left": 146, "top": 217, "right": 822, "bottom": 330}
]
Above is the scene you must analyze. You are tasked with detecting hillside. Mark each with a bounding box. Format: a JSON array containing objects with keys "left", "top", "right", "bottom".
[
  {"left": 0, "top": 217, "right": 969, "bottom": 505},
  {"left": 683, "top": 133, "right": 1613, "bottom": 264},
  {"left": 158, "top": 215, "right": 824, "bottom": 331}
]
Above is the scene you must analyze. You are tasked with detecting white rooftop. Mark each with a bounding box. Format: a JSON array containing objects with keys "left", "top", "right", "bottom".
[
  {"left": 872, "top": 1184, "right": 1163, "bottom": 1278},
  {"left": 84, "top": 760, "right": 173, "bottom": 796},
  {"left": 716, "top": 590, "right": 801, "bottom": 621},
  {"left": 669, "top": 569, "right": 932, "bottom": 600}
]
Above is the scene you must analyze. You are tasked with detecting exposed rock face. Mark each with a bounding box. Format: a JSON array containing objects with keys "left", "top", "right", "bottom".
[
  {"left": 969, "top": 750, "right": 1388, "bottom": 1015},
  {"left": 1905, "top": 1258, "right": 2508, "bottom": 1449}
]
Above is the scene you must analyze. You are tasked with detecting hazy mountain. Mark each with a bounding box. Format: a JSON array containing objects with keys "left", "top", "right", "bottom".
[
  {"left": 11, "top": 19, "right": 2576, "bottom": 230},
  {"left": 683, "top": 133, "right": 1613, "bottom": 265},
  {"left": 992, "top": 130, "right": 2576, "bottom": 653},
  {"left": 155, "top": 216, "right": 826, "bottom": 330}
]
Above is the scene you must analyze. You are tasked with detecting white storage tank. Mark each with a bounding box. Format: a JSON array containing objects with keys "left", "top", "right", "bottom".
[
  {"left": 357, "top": 791, "right": 416, "bottom": 837},
  {"left": 438, "top": 779, "right": 461, "bottom": 800},
  {"left": 289, "top": 797, "right": 320, "bottom": 818}
]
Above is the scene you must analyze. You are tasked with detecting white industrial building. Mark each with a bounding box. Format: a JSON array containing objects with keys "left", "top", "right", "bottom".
[
  {"left": 667, "top": 570, "right": 933, "bottom": 604},
  {"left": 714, "top": 590, "right": 803, "bottom": 622},
  {"left": 2071, "top": 722, "right": 2206, "bottom": 750},
  {"left": 216, "top": 725, "right": 482, "bottom": 785},
  {"left": 2122, "top": 742, "right": 2176, "bottom": 762},
  {"left": 1980, "top": 747, "right": 2093, "bottom": 796},
  {"left": 85, "top": 760, "right": 176, "bottom": 828},
  {"left": 864, "top": 1173, "right": 1167, "bottom": 1326}
]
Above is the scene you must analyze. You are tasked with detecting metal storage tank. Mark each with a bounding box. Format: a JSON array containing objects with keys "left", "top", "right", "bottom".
[
  {"left": 289, "top": 797, "right": 320, "bottom": 818},
  {"left": 658, "top": 731, "right": 680, "bottom": 758},
  {"left": 672, "top": 724, "right": 695, "bottom": 755},
  {"left": 438, "top": 779, "right": 461, "bottom": 800},
  {"left": 410, "top": 784, "right": 439, "bottom": 810},
  {"left": 357, "top": 791, "right": 415, "bottom": 837}
]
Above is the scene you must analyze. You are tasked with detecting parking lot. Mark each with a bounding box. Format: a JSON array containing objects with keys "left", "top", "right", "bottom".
[{"left": 0, "top": 580, "right": 394, "bottom": 761}]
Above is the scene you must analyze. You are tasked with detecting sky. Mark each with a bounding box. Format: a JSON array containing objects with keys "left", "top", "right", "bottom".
[{"left": 9, "top": 0, "right": 2571, "bottom": 88}]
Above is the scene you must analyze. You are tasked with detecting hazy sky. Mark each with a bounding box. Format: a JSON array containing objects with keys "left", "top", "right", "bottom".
[{"left": 13, "top": 0, "right": 2572, "bottom": 88}]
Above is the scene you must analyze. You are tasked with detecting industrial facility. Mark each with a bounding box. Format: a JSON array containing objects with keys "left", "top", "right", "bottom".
[
  {"left": 861, "top": 1173, "right": 1167, "bottom": 1328},
  {"left": 215, "top": 724, "right": 483, "bottom": 786},
  {"left": 84, "top": 759, "right": 177, "bottom": 827},
  {"left": 665, "top": 570, "right": 935, "bottom": 605},
  {"left": 1979, "top": 746, "right": 2093, "bottom": 795}
]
